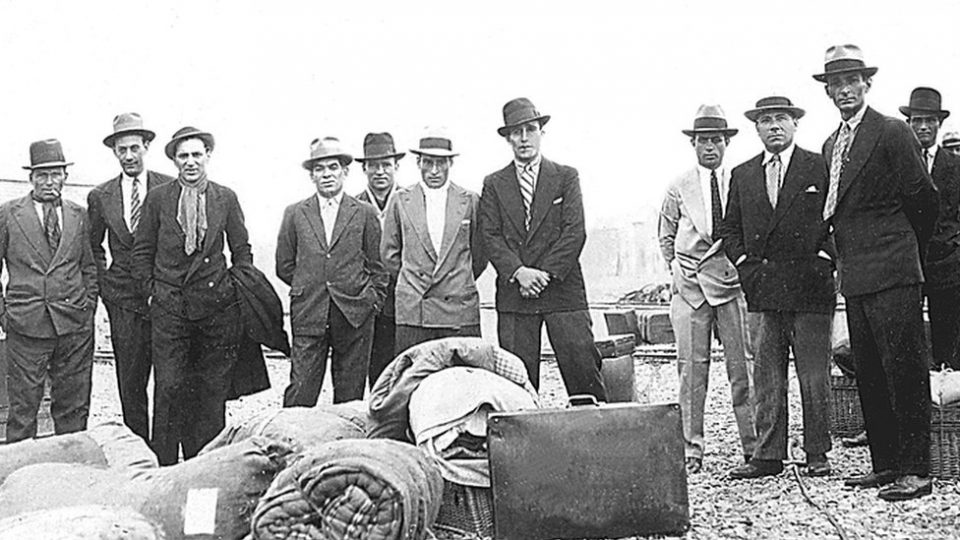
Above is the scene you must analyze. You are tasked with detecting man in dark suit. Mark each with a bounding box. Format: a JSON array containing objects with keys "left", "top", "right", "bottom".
[
  {"left": 900, "top": 87, "right": 960, "bottom": 371},
  {"left": 721, "top": 96, "right": 836, "bottom": 479},
  {"left": 479, "top": 97, "right": 606, "bottom": 400},
  {"left": 815, "top": 45, "right": 939, "bottom": 500},
  {"left": 355, "top": 132, "right": 403, "bottom": 385},
  {"left": 276, "top": 137, "right": 387, "bottom": 406},
  {"left": 133, "top": 126, "right": 252, "bottom": 464},
  {"left": 88, "top": 113, "right": 173, "bottom": 441},
  {"left": 381, "top": 128, "right": 487, "bottom": 353},
  {"left": 0, "top": 139, "right": 98, "bottom": 442}
]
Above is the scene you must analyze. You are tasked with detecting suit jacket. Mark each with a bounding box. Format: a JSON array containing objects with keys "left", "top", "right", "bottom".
[
  {"left": 479, "top": 158, "right": 589, "bottom": 314},
  {"left": 357, "top": 189, "right": 397, "bottom": 318},
  {"left": 721, "top": 147, "right": 836, "bottom": 313},
  {"left": 381, "top": 182, "right": 486, "bottom": 328},
  {"left": 0, "top": 194, "right": 98, "bottom": 338},
  {"left": 88, "top": 170, "right": 173, "bottom": 313},
  {"left": 275, "top": 193, "right": 387, "bottom": 336},
  {"left": 132, "top": 180, "right": 252, "bottom": 321},
  {"left": 924, "top": 148, "right": 960, "bottom": 290},
  {"left": 658, "top": 167, "right": 741, "bottom": 309},
  {"left": 822, "top": 107, "right": 939, "bottom": 297}
]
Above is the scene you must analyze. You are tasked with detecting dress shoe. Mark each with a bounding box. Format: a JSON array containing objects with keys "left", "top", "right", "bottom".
[
  {"left": 878, "top": 475, "right": 933, "bottom": 501},
  {"left": 841, "top": 431, "right": 868, "bottom": 447},
  {"left": 685, "top": 457, "right": 702, "bottom": 474},
  {"left": 844, "top": 470, "right": 898, "bottom": 488},
  {"left": 803, "top": 454, "right": 831, "bottom": 477},
  {"left": 729, "top": 459, "right": 783, "bottom": 479}
]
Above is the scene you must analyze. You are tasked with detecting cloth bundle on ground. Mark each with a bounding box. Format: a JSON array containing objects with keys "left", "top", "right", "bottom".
[
  {"left": 0, "top": 436, "right": 292, "bottom": 540},
  {"left": 931, "top": 368, "right": 960, "bottom": 406},
  {"left": 369, "top": 337, "right": 537, "bottom": 440},
  {"left": 409, "top": 366, "right": 538, "bottom": 487},
  {"left": 0, "top": 505, "right": 164, "bottom": 540},
  {"left": 0, "top": 421, "right": 157, "bottom": 484},
  {"left": 201, "top": 401, "right": 370, "bottom": 455},
  {"left": 250, "top": 439, "right": 443, "bottom": 540}
]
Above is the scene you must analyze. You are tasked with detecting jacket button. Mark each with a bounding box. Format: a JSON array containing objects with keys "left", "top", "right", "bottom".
[
  {"left": 762, "top": 258, "right": 769, "bottom": 265},
  {"left": 325, "top": 281, "right": 331, "bottom": 287},
  {"left": 754, "top": 234, "right": 760, "bottom": 240},
  {"left": 204, "top": 257, "right": 209, "bottom": 263},
  {"left": 208, "top": 281, "right": 215, "bottom": 287},
  {"left": 794, "top": 232, "right": 800, "bottom": 238},
  {"left": 326, "top": 253, "right": 331, "bottom": 258}
]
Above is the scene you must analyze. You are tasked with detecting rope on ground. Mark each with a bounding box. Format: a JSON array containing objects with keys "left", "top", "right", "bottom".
[{"left": 788, "top": 438, "right": 852, "bottom": 540}]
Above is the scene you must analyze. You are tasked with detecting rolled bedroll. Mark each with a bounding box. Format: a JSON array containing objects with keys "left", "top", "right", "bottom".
[{"left": 0, "top": 505, "right": 165, "bottom": 540}]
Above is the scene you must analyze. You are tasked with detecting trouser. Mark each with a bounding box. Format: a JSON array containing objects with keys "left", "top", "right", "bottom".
[
  {"left": 847, "top": 285, "right": 930, "bottom": 476},
  {"left": 394, "top": 324, "right": 482, "bottom": 359},
  {"left": 367, "top": 313, "right": 396, "bottom": 389},
  {"left": 5, "top": 327, "right": 94, "bottom": 443},
  {"left": 150, "top": 302, "right": 240, "bottom": 465},
  {"left": 104, "top": 302, "right": 152, "bottom": 441},
  {"left": 284, "top": 302, "right": 374, "bottom": 407},
  {"left": 925, "top": 284, "right": 960, "bottom": 370},
  {"left": 670, "top": 293, "right": 756, "bottom": 459},
  {"left": 497, "top": 309, "right": 607, "bottom": 401},
  {"left": 752, "top": 311, "right": 832, "bottom": 461}
]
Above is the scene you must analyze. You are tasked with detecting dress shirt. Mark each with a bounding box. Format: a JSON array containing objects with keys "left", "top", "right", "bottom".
[
  {"left": 422, "top": 181, "right": 450, "bottom": 261},
  {"left": 924, "top": 145, "right": 939, "bottom": 175},
  {"left": 763, "top": 143, "right": 795, "bottom": 182},
  {"left": 842, "top": 104, "right": 868, "bottom": 144},
  {"left": 514, "top": 154, "right": 543, "bottom": 191},
  {"left": 33, "top": 199, "right": 63, "bottom": 228},
  {"left": 122, "top": 172, "right": 147, "bottom": 231},
  {"left": 317, "top": 191, "right": 343, "bottom": 245},
  {"left": 696, "top": 165, "right": 728, "bottom": 238}
]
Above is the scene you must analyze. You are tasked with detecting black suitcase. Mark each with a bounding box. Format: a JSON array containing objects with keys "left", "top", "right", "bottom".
[{"left": 488, "top": 397, "right": 689, "bottom": 539}]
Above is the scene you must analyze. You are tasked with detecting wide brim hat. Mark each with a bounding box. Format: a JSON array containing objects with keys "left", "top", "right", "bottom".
[
  {"left": 165, "top": 126, "right": 215, "bottom": 160},
  {"left": 302, "top": 137, "right": 353, "bottom": 170},
  {"left": 355, "top": 132, "right": 405, "bottom": 162},
  {"left": 102, "top": 112, "right": 156, "bottom": 147},
  {"left": 681, "top": 104, "right": 738, "bottom": 137},
  {"left": 23, "top": 139, "right": 74, "bottom": 170},
  {"left": 943, "top": 131, "right": 960, "bottom": 148},
  {"left": 744, "top": 96, "right": 806, "bottom": 122},
  {"left": 812, "top": 44, "right": 878, "bottom": 82},
  {"left": 497, "top": 97, "right": 551, "bottom": 137},
  {"left": 410, "top": 127, "right": 459, "bottom": 158},
  {"left": 899, "top": 87, "right": 950, "bottom": 120}
]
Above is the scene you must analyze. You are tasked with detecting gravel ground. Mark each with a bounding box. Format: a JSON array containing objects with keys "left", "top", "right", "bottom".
[{"left": 87, "top": 353, "right": 960, "bottom": 539}]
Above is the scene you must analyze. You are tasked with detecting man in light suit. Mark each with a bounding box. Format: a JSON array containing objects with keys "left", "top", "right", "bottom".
[
  {"left": 88, "top": 113, "right": 173, "bottom": 441},
  {"left": 0, "top": 139, "right": 98, "bottom": 442},
  {"left": 814, "top": 45, "right": 938, "bottom": 500},
  {"left": 721, "top": 96, "right": 836, "bottom": 479},
  {"left": 133, "top": 126, "right": 252, "bottom": 464},
  {"left": 355, "top": 132, "right": 403, "bottom": 384},
  {"left": 381, "top": 128, "right": 486, "bottom": 353},
  {"left": 659, "top": 104, "right": 757, "bottom": 474},
  {"left": 276, "top": 137, "right": 387, "bottom": 406},
  {"left": 479, "top": 97, "right": 606, "bottom": 401}
]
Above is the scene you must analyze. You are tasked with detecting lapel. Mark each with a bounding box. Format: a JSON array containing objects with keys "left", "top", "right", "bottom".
[
  {"left": 526, "top": 160, "right": 561, "bottom": 241},
  {"left": 495, "top": 164, "right": 527, "bottom": 237},
  {"left": 743, "top": 154, "right": 775, "bottom": 224},
  {"left": 678, "top": 168, "right": 712, "bottom": 243},
  {"left": 300, "top": 194, "right": 328, "bottom": 250},
  {"left": 932, "top": 148, "right": 950, "bottom": 187},
  {"left": 769, "top": 148, "right": 809, "bottom": 228},
  {"left": 836, "top": 107, "right": 882, "bottom": 206},
  {"left": 12, "top": 195, "right": 53, "bottom": 265},
  {"left": 104, "top": 175, "right": 134, "bottom": 244},
  {"left": 54, "top": 201, "right": 81, "bottom": 264},
  {"left": 329, "top": 195, "right": 358, "bottom": 250},
  {"left": 436, "top": 183, "right": 469, "bottom": 269},
  {"left": 400, "top": 184, "right": 437, "bottom": 261}
]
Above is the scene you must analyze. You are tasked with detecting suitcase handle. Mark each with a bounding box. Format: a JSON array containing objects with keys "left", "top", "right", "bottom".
[{"left": 568, "top": 394, "right": 599, "bottom": 407}]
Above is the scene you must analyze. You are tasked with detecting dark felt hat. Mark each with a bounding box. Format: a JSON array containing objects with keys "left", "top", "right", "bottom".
[
  {"left": 497, "top": 97, "right": 551, "bottom": 137},
  {"left": 165, "top": 126, "right": 215, "bottom": 160},
  {"left": 23, "top": 139, "right": 74, "bottom": 170},
  {"left": 899, "top": 87, "right": 950, "bottom": 120},
  {"left": 355, "top": 132, "right": 405, "bottom": 162}
]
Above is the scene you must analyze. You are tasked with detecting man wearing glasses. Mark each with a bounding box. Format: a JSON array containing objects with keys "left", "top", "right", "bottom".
[
  {"left": 381, "top": 127, "right": 486, "bottom": 354},
  {"left": 658, "top": 105, "right": 757, "bottom": 475}
]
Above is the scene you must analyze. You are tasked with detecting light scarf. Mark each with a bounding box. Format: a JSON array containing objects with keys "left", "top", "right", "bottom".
[{"left": 176, "top": 175, "right": 209, "bottom": 255}]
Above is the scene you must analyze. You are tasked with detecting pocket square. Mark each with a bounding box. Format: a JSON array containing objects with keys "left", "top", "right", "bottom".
[
  {"left": 552, "top": 197, "right": 564, "bottom": 205},
  {"left": 805, "top": 185, "right": 819, "bottom": 193},
  {"left": 460, "top": 219, "right": 471, "bottom": 225}
]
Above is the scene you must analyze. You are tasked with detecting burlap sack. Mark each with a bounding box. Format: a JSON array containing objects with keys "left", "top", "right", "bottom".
[{"left": 0, "top": 505, "right": 164, "bottom": 540}]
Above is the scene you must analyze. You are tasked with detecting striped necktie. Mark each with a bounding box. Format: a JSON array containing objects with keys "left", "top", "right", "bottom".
[
  {"left": 519, "top": 163, "right": 536, "bottom": 229},
  {"left": 130, "top": 177, "right": 142, "bottom": 232},
  {"left": 823, "top": 122, "right": 852, "bottom": 220}
]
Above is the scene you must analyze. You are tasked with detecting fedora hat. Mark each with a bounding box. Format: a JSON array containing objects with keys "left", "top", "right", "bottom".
[
  {"left": 744, "top": 96, "right": 806, "bottom": 122},
  {"left": 497, "top": 97, "right": 551, "bottom": 137},
  {"left": 899, "top": 87, "right": 950, "bottom": 120},
  {"left": 355, "top": 132, "right": 405, "bottom": 162},
  {"left": 302, "top": 137, "right": 353, "bottom": 170},
  {"left": 812, "top": 44, "right": 878, "bottom": 83},
  {"left": 410, "top": 127, "right": 459, "bottom": 158},
  {"left": 23, "top": 139, "right": 74, "bottom": 170},
  {"left": 102, "top": 112, "right": 156, "bottom": 148},
  {"left": 943, "top": 131, "right": 960, "bottom": 149},
  {"left": 682, "top": 104, "right": 739, "bottom": 137},
  {"left": 164, "top": 126, "right": 215, "bottom": 160}
]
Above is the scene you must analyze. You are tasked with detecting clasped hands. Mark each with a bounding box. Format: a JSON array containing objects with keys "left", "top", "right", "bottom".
[{"left": 515, "top": 266, "right": 550, "bottom": 299}]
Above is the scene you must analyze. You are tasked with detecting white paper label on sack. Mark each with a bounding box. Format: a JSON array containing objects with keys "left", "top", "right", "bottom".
[{"left": 183, "top": 488, "right": 219, "bottom": 535}]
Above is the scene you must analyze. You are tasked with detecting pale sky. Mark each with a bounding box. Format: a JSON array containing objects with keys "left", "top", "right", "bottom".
[{"left": 1, "top": 0, "right": 958, "bottom": 267}]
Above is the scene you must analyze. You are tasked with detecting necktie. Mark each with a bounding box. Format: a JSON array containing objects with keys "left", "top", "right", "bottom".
[
  {"left": 43, "top": 202, "right": 60, "bottom": 251},
  {"left": 766, "top": 154, "right": 782, "bottom": 208},
  {"left": 130, "top": 177, "right": 141, "bottom": 232},
  {"left": 924, "top": 149, "right": 932, "bottom": 173},
  {"left": 519, "top": 164, "right": 535, "bottom": 229},
  {"left": 823, "top": 122, "right": 852, "bottom": 220},
  {"left": 710, "top": 169, "right": 722, "bottom": 238}
]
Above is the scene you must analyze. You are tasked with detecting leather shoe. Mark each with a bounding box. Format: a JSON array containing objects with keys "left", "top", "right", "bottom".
[
  {"left": 729, "top": 459, "right": 783, "bottom": 479},
  {"left": 803, "top": 456, "right": 831, "bottom": 477},
  {"left": 841, "top": 431, "right": 868, "bottom": 447},
  {"left": 878, "top": 475, "right": 933, "bottom": 501},
  {"left": 685, "top": 457, "right": 702, "bottom": 474},
  {"left": 844, "top": 470, "right": 898, "bottom": 488}
]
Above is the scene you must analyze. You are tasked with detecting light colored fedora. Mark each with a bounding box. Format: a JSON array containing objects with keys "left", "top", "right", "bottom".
[
  {"left": 102, "top": 112, "right": 156, "bottom": 147},
  {"left": 302, "top": 137, "right": 353, "bottom": 170},
  {"left": 410, "top": 127, "right": 459, "bottom": 158},
  {"left": 812, "top": 44, "right": 878, "bottom": 82},
  {"left": 744, "top": 96, "right": 806, "bottom": 122},
  {"left": 682, "top": 104, "right": 738, "bottom": 137}
]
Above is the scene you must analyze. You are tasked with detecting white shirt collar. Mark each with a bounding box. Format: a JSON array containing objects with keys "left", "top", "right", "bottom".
[
  {"left": 122, "top": 171, "right": 147, "bottom": 185},
  {"left": 514, "top": 154, "right": 543, "bottom": 175},
  {"left": 763, "top": 143, "right": 796, "bottom": 171},
  {"left": 420, "top": 180, "right": 451, "bottom": 196},
  {"left": 317, "top": 190, "right": 344, "bottom": 207},
  {"left": 843, "top": 105, "right": 868, "bottom": 132}
]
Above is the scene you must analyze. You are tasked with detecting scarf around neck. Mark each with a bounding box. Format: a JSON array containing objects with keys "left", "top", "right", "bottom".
[{"left": 176, "top": 175, "right": 209, "bottom": 256}]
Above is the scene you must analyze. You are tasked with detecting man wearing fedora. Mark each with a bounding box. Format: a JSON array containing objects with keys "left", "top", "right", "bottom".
[
  {"left": 901, "top": 87, "right": 960, "bottom": 371},
  {"left": 276, "top": 137, "right": 387, "bottom": 406},
  {"left": 815, "top": 44, "right": 938, "bottom": 500},
  {"left": 942, "top": 131, "right": 960, "bottom": 157},
  {"left": 133, "top": 126, "right": 252, "bottom": 464},
  {"left": 355, "top": 132, "right": 403, "bottom": 385},
  {"left": 720, "top": 96, "right": 835, "bottom": 479},
  {"left": 479, "top": 97, "right": 606, "bottom": 400},
  {"left": 0, "top": 139, "right": 98, "bottom": 442},
  {"left": 381, "top": 128, "right": 487, "bottom": 354},
  {"left": 658, "top": 104, "right": 757, "bottom": 474},
  {"left": 88, "top": 113, "right": 173, "bottom": 441}
]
